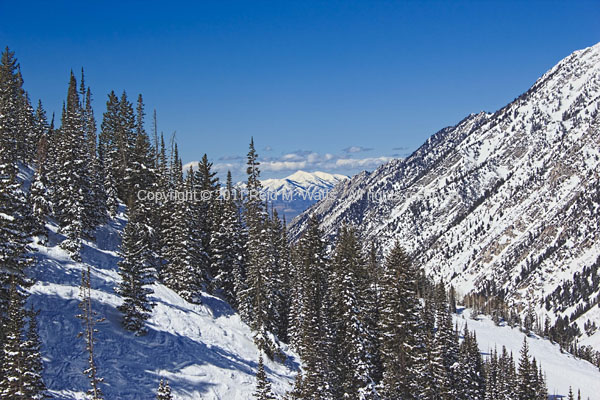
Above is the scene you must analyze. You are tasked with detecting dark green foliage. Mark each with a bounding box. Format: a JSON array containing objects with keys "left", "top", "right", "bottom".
[
  {"left": 211, "top": 171, "right": 246, "bottom": 308},
  {"left": 76, "top": 266, "right": 105, "bottom": 400},
  {"left": 254, "top": 353, "right": 277, "bottom": 400},
  {"left": 329, "top": 225, "right": 377, "bottom": 399},
  {"left": 116, "top": 199, "right": 156, "bottom": 335},
  {"left": 156, "top": 379, "right": 173, "bottom": 400},
  {"left": 377, "top": 241, "right": 421, "bottom": 399}
]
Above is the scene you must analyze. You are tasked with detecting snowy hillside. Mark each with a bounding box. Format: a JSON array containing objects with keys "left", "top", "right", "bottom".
[
  {"left": 239, "top": 170, "right": 348, "bottom": 221},
  {"left": 290, "top": 41, "right": 600, "bottom": 344},
  {"left": 455, "top": 308, "right": 600, "bottom": 399},
  {"left": 27, "top": 215, "right": 297, "bottom": 399}
]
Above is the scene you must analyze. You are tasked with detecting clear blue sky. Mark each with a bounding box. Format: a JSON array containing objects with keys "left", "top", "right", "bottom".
[{"left": 1, "top": 1, "right": 598, "bottom": 181}]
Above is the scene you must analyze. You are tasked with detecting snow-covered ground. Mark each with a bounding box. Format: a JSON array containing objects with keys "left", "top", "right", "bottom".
[
  {"left": 456, "top": 308, "right": 600, "bottom": 399},
  {"left": 27, "top": 215, "right": 297, "bottom": 399},
  {"left": 24, "top": 210, "right": 600, "bottom": 399}
]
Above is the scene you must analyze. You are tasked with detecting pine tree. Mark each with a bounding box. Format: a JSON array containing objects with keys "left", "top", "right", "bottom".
[
  {"left": 568, "top": 386, "right": 574, "bottom": 400},
  {"left": 254, "top": 353, "right": 277, "bottom": 400},
  {"left": 269, "top": 209, "right": 292, "bottom": 343},
  {"left": 116, "top": 198, "right": 156, "bottom": 335},
  {"left": 160, "top": 156, "right": 204, "bottom": 303},
  {"left": 194, "top": 153, "right": 220, "bottom": 277},
  {"left": 285, "top": 371, "right": 303, "bottom": 400},
  {"left": 99, "top": 91, "right": 120, "bottom": 216},
  {"left": 114, "top": 91, "right": 136, "bottom": 199},
  {"left": 83, "top": 85, "right": 107, "bottom": 229},
  {"left": 156, "top": 379, "right": 173, "bottom": 400},
  {"left": 457, "top": 327, "right": 485, "bottom": 400},
  {"left": 76, "top": 266, "right": 104, "bottom": 400},
  {"left": 517, "top": 337, "right": 537, "bottom": 400},
  {"left": 0, "top": 282, "right": 27, "bottom": 398},
  {"left": 22, "top": 307, "right": 47, "bottom": 399},
  {"left": 240, "top": 139, "right": 274, "bottom": 354},
  {"left": 54, "top": 72, "right": 89, "bottom": 259},
  {"left": 0, "top": 48, "right": 26, "bottom": 167},
  {"left": 378, "top": 241, "right": 422, "bottom": 400},
  {"left": 212, "top": 171, "right": 245, "bottom": 307},
  {"left": 289, "top": 216, "right": 333, "bottom": 399},
  {"left": 329, "top": 225, "right": 377, "bottom": 399},
  {"left": 30, "top": 131, "right": 50, "bottom": 242}
]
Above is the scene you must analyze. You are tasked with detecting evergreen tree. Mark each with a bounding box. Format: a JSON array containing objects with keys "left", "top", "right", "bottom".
[
  {"left": 211, "top": 171, "right": 245, "bottom": 307},
  {"left": 76, "top": 266, "right": 104, "bottom": 400},
  {"left": 254, "top": 353, "right": 276, "bottom": 400},
  {"left": 160, "top": 156, "right": 204, "bottom": 303},
  {"left": 517, "top": 337, "right": 537, "bottom": 400},
  {"left": 240, "top": 138, "right": 274, "bottom": 354},
  {"left": 329, "top": 225, "right": 377, "bottom": 399},
  {"left": 377, "top": 241, "right": 421, "bottom": 400},
  {"left": 0, "top": 48, "right": 26, "bottom": 167},
  {"left": 156, "top": 379, "right": 173, "bottom": 400},
  {"left": 99, "top": 91, "right": 120, "bottom": 216},
  {"left": 116, "top": 198, "right": 156, "bottom": 335},
  {"left": 54, "top": 72, "right": 89, "bottom": 259},
  {"left": 22, "top": 307, "right": 47, "bottom": 399},
  {"left": 83, "top": 85, "right": 107, "bottom": 229},
  {"left": 0, "top": 282, "right": 27, "bottom": 398},
  {"left": 457, "top": 327, "right": 485, "bottom": 400},
  {"left": 290, "top": 216, "right": 333, "bottom": 399},
  {"left": 194, "top": 153, "right": 220, "bottom": 277},
  {"left": 30, "top": 131, "right": 50, "bottom": 242},
  {"left": 269, "top": 209, "right": 292, "bottom": 343},
  {"left": 285, "top": 371, "right": 303, "bottom": 400}
]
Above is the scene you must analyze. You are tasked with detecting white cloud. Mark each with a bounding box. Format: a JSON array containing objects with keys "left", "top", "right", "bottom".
[
  {"left": 343, "top": 146, "right": 373, "bottom": 154},
  {"left": 334, "top": 156, "right": 393, "bottom": 168},
  {"left": 185, "top": 149, "right": 399, "bottom": 181},
  {"left": 261, "top": 160, "right": 308, "bottom": 171}
]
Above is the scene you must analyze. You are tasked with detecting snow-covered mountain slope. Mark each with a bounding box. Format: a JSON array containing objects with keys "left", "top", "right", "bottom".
[
  {"left": 239, "top": 170, "right": 348, "bottom": 221},
  {"left": 28, "top": 216, "right": 297, "bottom": 399},
  {"left": 290, "top": 41, "right": 600, "bottom": 343},
  {"left": 456, "top": 308, "right": 600, "bottom": 398}
]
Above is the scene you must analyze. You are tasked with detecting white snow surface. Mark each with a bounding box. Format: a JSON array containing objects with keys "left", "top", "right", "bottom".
[
  {"left": 456, "top": 309, "right": 600, "bottom": 399},
  {"left": 23, "top": 212, "right": 600, "bottom": 399},
  {"left": 27, "top": 215, "right": 297, "bottom": 399}
]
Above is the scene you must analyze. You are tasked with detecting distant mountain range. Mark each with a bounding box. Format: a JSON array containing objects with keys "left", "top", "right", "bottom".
[
  {"left": 290, "top": 42, "right": 600, "bottom": 350},
  {"left": 238, "top": 171, "right": 348, "bottom": 221}
]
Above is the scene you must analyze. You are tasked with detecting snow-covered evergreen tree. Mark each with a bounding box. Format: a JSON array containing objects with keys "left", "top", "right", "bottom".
[
  {"left": 457, "top": 326, "right": 485, "bottom": 400},
  {"left": 30, "top": 127, "right": 50, "bottom": 242},
  {"left": 0, "top": 282, "right": 27, "bottom": 398},
  {"left": 289, "top": 216, "right": 333, "bottom": 399},
  {"left": 156, "top": 379, "right": 173, "bottom": 400},
  {"left": 329, "top": 225, "right": 377, "bottom": 399},
  {"left": 377, "top": 241, "right": 422, "bottom": 400},
  {"left": 54, "top": 72, "right": 89, "bottom": 259},
  {"left": 254, "top": 353, "right": 276, "bottom": 400},
  {"left": 517, "top": 337, "right": 537, "bottom": 400},
  {"left": 240, "top": 139, "right": 275, "bottom": 355},
  {"left": 211, "top": 171, "right": 246, "bottom": 307},
  {"left": 116, "top": 198, "right": 156, "bottom": 335},
  {"left": 76, "top": 266, "right": 105, "bottom": 400},
  {"left": 22, "top": 307, "right": 47, "bottom": 399},
  {"left": 160, "top": 151, "right": 205, "bottom": 303}
]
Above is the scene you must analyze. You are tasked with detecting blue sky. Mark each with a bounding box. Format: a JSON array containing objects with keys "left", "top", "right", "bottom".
[{"left": 1, "top": 1, "right": 599, "bottom": 181}]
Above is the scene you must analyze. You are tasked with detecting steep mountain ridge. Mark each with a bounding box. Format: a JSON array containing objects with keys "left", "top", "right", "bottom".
[{"left": 290, "top": 42, "right": 600, "bottom": 347}]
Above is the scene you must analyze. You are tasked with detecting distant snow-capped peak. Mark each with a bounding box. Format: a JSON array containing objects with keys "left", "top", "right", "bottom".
[{"left": 261, "top": 170, "right": 348, "bottom": 193}]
